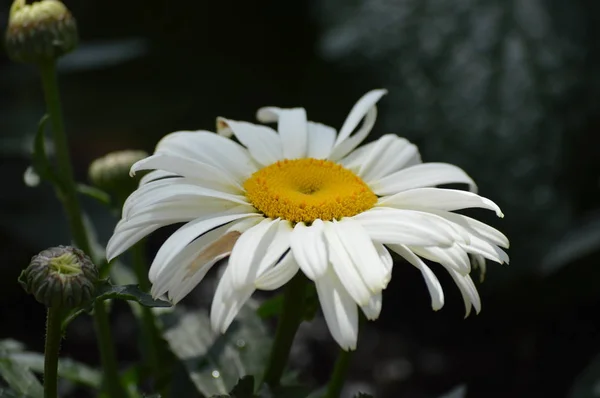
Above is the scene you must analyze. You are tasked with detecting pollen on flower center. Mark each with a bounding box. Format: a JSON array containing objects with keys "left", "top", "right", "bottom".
[{"left": 243, "top": 158, "right": 377, "bottom": 223}]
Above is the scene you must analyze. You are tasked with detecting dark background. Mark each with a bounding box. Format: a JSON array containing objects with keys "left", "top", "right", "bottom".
[{"left": 1, "top": 0, "right": 600, "bottom": 397}]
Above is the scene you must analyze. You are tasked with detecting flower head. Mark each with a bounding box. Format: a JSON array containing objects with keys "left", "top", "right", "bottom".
[
  {"left": 19, "top": 246, "right": 98, "bottom": 308},
  {"left": 5, "top": 0, "right": 78, "bottom": 64},
  {"left": 107, "top": 90, "right": 509, "bottom": 350}
]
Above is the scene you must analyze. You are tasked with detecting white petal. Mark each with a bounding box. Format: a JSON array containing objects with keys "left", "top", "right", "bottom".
[
  {"left": 210, "top": 267, "right": 255, "bottom": 333},
  {"left": 151, "top": 222, "right": 240, "bottom": 300},
  {"left": 323, "top": 222, "right": 371, "bottom": 306},
  {"left": 255, "top": 251, "right": 299, "bottom": 290},
  {"left": 217, "top": 118, "right": 283, "bottom": 166},
  {"left": 139, "top": 170, "right": 178, "bottom": 186},
  {"left": 277, "top": 108, "right": 309, "bottom": 159},
  {"left": 149, "top": 213, "right": 262, "bottom": 282},
  {"left": 379, "top": 188, "right": 504, "bottom": 217},
  {"left": 410, "top": 245, "right": 471, "bottom": 275},
  {"left": 123, "top": 180, "right": 249, "bottom": 218},
  {"left": 356, "top": 135, "right": 421, "bottom": 183},
  {"left": 307, "top": 122, "right": 336, "bottom": 159},
  {"left": 461, "top": 234, "right": 510, "bottom": 264},
  {"left": 388, "top": 244, "right": 445, "bottom": 311},
  {"left": 329, "top": 89, "right": 387, "bottom": 161},
  {"left": 429, "top": 210, "right": 509, "bottom": 248},
  {"left": 334, "top": 218, "right": 391, "bottom": 292},
  {"left": 353, "top": 208, "right": 455, "bottom": 247},
  {"left": 228, "top": 218, "right": 290, "bottom": 289},
  {"left": 106, "top": 222, "right": 158, "bottom": 261},
  {"left": 446, "top": 269, "right": 481, "bottom": 317},
  {"left": 360, "top": 292, "right": 382, "bottom": 321},
  {"left": 371, "top": 163, "right": 477, "bottom": 195},
  {"left": 131, "top": 154, "right": 242, "bottom": 193},
  {"left": 290, "top": 220, "right": 328, "bottom": 280},
  {"left": 374, "top": 243, "right": 393, "bottom": 273},
  {"left": 315, "top": 271, "right": 359, "bottom": 351},
  {"left": 156, "top": 130, "right": 257, "bottom": 180}
]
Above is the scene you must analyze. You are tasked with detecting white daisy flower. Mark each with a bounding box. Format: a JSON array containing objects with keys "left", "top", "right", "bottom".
[{"left": 106, "top": 89, "right": 509, "bottom": 351}]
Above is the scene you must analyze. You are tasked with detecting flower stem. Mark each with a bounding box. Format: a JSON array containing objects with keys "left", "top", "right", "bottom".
[
  {"left": 38, "top": 60, "right": 126, "bottom": 397},
  {"left": 43, "top": 307, "right": 62, "bottom": 398},
  {"left": 93, "top": 301, "right": 128, "bottom": 397},
  {"left": 38, "top": 60, "right": 90, "bottom": 255},
  {"left": 262, "top": 273, "right": 309, "bottom": 388},
  {"left": 325, "top": 349, "right": 353, "bottom": 398}
]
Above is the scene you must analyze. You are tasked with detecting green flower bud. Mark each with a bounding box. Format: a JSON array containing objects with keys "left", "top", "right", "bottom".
[
  {"left": 5, "top": 0, "right": 78, "bottom": 64},
  {"left": 88, "top": 150, "right": 148, "bottom": 200},
  {"left": 19, "top": 246, "right": 97, "bottom": 308}
]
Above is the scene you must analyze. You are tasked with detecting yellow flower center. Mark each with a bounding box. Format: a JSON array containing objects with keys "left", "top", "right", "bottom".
[{"left": 244, "top": 158, "right": 377, "bottom": 224}]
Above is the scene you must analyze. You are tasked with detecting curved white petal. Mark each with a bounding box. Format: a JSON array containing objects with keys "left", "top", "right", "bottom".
[
  {"left": 229, "top": 218, "right": 291, "bottom": 290},
  {"left": 461, "top": 234, "right": 510, "bottom": 265},
  {"left": 329, "top": 89, "right": 387, "bottom": 161},
  {"left": 255, "top": 251, "right": 299, "bottom": 290},
  {"left": 334, "top": 218, "right": 391, "bottom": 292},
  {"left": 151, "top": 222, "right": 241, "bottom": 300},
  {"left": 360, "top": 292, "right": 382, "bottom": 321},
  {"left": 323, "top": 222, "right": 371, "bottom": 306},
  {"left": 217, "top": 118, "right": 283, "bottom": 166},
  {"left": 278, "top": 109, "right": 309, "bottom": 159},
  {"left": 149, "top": 213, "right": 262, "bottom": 282},
  {"left": 107, "top": 222, "right": 158, "bottom": 262},
  {"left": 123, "top": 180, "right": 249, "bottom": 218},
  {"left": 131, "top": 154, "right": 242, "bottom": 193},
  {"left": 428, "top": 210, "right": 509, "bottom": 248},
  {"left": 307, "top": 122, "right": 336, "bottom": 159},
  {"left": 410, "top": 244, "right": 471, "bottom": 275},
  {"left": 315, "top": 270, "right": 359, "bottom": 351},
  {"left": 353, "top": 208, "right": 455, "bottom": 247},
  {"left": 371, "top": 163, "right": 477, "bottom": 195},
  {"left": 378, "top": 188, "right": 504, "bottom": 217},
  {"left": 357, "top": 135, "right": 421, "bottom": 183},
  {"left": 139, "top": 170, "right": 179, "bottom": 186},
  {"left": 388, "top": 244, "right": 445, "bottom": 311},
  {"left": 374, "top": 243, "right": 393, "bottom": 273},
  {"left": 290, "top": 220, "right": 328, "bottom": 280},
  {"left": 446, "top": 269, "right": 481, "bottom": 317},
  {"left": 210, "top": 266, "right": 255, "bottom": 334},
  {"left": 155, "top": 131, "right": 257, "bottom": 180}
]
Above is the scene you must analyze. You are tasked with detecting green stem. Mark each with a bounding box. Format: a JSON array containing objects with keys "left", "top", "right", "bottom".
[
  {"left": 38, "top": 60, "right": 90, "bottom": 255},
  {"left": 131, "top": 243, "right": 161, "bottom": 381},
  {"left": 93, "top": 301, "right": 128, "bottom": 397},
  {"left": 38, "top": 60, "right": 126, "bottom": 397},
  {"left": 262, "top": 274, "right": 309, "bottom": 388},
  {"left": 43, "top": 307, "right": 62, "bottom": 398},
  {"left": 325, "top": 349, "right": 353, "bottom": 398}
]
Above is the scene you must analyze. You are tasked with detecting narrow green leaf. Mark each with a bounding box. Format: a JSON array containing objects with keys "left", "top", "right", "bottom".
[
  {"left": 160, "top": 300, "right": 271, "bottom": 397},
  {"left": 256, "top": 295, "right": 283, "bottom": 319},
  {"left": 94, "top": 281, "right": 172, "bottom": 308},
  {"left": 0, "top": 387, "right": 31, "bottom": 398},
  {"left": 77, "top": 184, "right": 111, "bottom": 206},
  {"left": 0, "top": 349, "right": 43, "bottom": 398},
  {"left": 30, "top": 114, "right": 62, "bottom": 189}
]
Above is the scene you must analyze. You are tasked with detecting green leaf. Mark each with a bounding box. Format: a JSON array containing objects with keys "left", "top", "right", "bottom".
[
  {"left": 94, "top": 280, "right": 172, "bottom": 308},
  {"left": 257, "top": 285, "right": 318, "bottom": 322},
  {"left": 0, "top": 341, "right": 43, "bottom": 398},
  {"left": 0, "top": 387, "right": 32, "bottom": 398},
  {"left": 0, "top": 339, "right": 101, "bottom": 390},
  {"left": 159, "top": 300, "right": 271, "bottom": 397},
  {"left": 77, "top": 184, "right": 111, "bottom": 206}
]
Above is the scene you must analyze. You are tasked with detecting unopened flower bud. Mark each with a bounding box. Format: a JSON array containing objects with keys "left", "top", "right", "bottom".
[
  {"left": 5, "top": 0, "right": 78, "bottom": 64},
  {"left": 88, "top": 150, "right": 148, "bottom": 201},
  {"left": 19, "top": 246, "right": 97, "bottom": 308}
]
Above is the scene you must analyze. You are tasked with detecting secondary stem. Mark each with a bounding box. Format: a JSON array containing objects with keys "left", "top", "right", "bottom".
[
  {"left": 38, "top": 60, "right": 126, "bottom": 396},
  {"left": 262, "top": 273, "right": 309, "bottom": 388},
  {"left": 43, "top": 307, "right": 62, "bottom": 398},
  {"left": 131, "top": 242, "right": 161, "bottom": 382},
  {"left": 93, "top": 301, "right": 128, "bottom": 397},
  {"left": 325, "top": 349, "right": 353, "bottom": 398}
]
